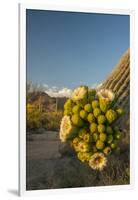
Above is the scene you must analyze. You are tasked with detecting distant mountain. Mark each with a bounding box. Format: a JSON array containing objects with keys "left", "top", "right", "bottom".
[{"left": 27, "top": 91, "right": 67, "bottom": 112}]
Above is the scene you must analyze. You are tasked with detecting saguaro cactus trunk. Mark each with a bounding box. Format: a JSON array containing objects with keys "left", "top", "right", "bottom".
[{"left": 100, "top": 49, "right": 130, "bottom": 130}]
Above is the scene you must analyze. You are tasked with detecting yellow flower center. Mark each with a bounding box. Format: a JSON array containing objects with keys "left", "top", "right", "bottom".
[
  {"left": 63, "top": 121, "right": 69, "bottom": 130},
  {"left": 94, "top": 156, "right": 102, "bottom": 164}
]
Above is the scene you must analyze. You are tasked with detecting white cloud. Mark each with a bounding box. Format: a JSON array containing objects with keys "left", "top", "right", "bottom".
[
  {"left": 44, "top": 85, "right": 72, "bottom": 98},
  {"left": 43, "top": 83, "right": 102, "bottom": 98}
]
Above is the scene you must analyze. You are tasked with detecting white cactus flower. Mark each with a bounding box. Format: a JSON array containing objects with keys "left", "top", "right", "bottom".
[
  {"left": 71, "top": 86, "right": 87, "bottom": 101},
  {"left": 89, "top": 153, "right": 107, "bottom": 171},
  {"left": 59, "top": 115, "right": 73, "bottom": 142},
  {"left": 97, "top": 89, "right": 115, "bottom": 101}
]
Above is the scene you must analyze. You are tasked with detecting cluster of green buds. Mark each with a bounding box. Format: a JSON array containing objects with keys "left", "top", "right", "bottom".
[{"left": 59, "top": 86, "right": 125, "bottom": 171}]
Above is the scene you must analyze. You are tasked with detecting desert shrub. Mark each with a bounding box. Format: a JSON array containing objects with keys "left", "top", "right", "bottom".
[
  {"left": 26, "top": 103, "right": 63, "bottom": 131},
  {"left": 26, "top": 103, "right": 43, "bottom": 130},
  {"left": 43, "top": 111, "right": 63, "bottom": 131}
]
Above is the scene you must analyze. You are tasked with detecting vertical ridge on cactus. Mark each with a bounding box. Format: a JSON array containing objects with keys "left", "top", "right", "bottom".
[{"left": 99, "top": 49, "right": 130, "bottom": 130}]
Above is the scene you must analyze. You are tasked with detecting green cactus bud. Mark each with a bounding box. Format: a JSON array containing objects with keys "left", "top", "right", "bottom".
[
  {"left": 103, "top": 147, "right": 111, "bottom": 155},
  {"left": 71, "top": 114, "right": 84, "bottom": 127},
  {"left": 99, "top": 133, "right": 107, "bottom": 142},
  {"left": 78, "top": 141, "right": 90, "bottom": 153},
  {"left": 99, "top": 98, "right": 110, "bottom": 113},
  {"left": 77, "top": 98, "right": 88, "bottom": 107},
  {"left": 80, "top": 109, "right": 88, "bottom": 120},
  {"left": 77, "top": 152, "right": 86, "bottom": 162},
  {"left": 89, "top": 89, "right": 96, "bottom": 96},
  {"left": 93, "top": 108, "right": 102, "bottom": 118},
  {"left": 96, "top": 140, "right": 105, "bottom": 150},
  {"left": 88, "top": 89, "right": 96, "bottom": 102},
  {"left": 77, "top": 152, "right": 93, "bottom": 162},
  {"left": 84, "top": 103, "right": 93, "bottom": 112},
  {"left": 83, "top": 133, "right": 93, "bottom": 143},
  {"left": 114, "top": 131, "right": 122, "bottom": 140},
  {"left": 84, "top": 152, "right": 93, "bottom": 161},
  {"left": 110, "top": 141, "right": 117, "bottom": 149},
  {"left": 98, "top": 124, "right": 106, "bottom": 133},
  {"left": 72, "top": 105, "right": 81, "bottom": 114},
  {"left": 106, "top": 109, "right": 117, "bottom": 124},
  {"left": 92, "top": 100, "right": 99, "bottom": 109},
  {"left": 116, "top": 107, "right": 125, "bottom": 116},
  {"left": 97, "top": 115, "right": 106, "bottom": 124},
  {"left": 64, "top": 99, "right": 74, "bottom": 110},
  {"left": 72, "top": 137, "right": 81, "bottom": 145},
  {"left": 92, "top": 132, "right": 99, "bottom": 142},
  {"left": 106, "top": 125, "right": 113, "bottom": 134},
  {"left": 87, "top": 113, "right": 95, "bottom": 123},
  {"left": 89, "top": 96, "right": 95, "bottom": 102},
  {"left": 113, "top": 126, "right": 119, "bottom": 132},
  {"left": 73, "top": 145, "right": 79, "bottom": 152},
  {"left": 107, "top": 134, "right": 113, "bottom": 144},
  {"left": 90, "top": 123, "right": 98, "bottom": 133},
  {"left": 64, "top": 109, "right": 71, "bottom": 116},
  {"left": 78, "top": 128, "right": 87, "bottom": 138}
]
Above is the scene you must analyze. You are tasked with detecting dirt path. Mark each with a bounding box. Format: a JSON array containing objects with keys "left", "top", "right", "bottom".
[{"left": 27, "top": 131, "right": 61, "bottom": 160}]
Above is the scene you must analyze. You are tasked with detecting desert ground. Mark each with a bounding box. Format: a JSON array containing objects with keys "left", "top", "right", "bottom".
[{"left": 26, "top": 131, "right": 129, "bottom": 190}]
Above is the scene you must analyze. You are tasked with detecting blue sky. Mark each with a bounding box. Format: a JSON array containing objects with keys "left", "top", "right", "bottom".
[{"left": 26, "top": 9, "right": 129, "bottom": 91}]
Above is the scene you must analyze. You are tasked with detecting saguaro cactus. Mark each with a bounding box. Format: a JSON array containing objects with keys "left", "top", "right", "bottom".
[
  {"left": 100, "top": 49, "right": 130, "bottom": 130},
  {"left": 59, "top": 49, "right": 130, "bottom": 170}
]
